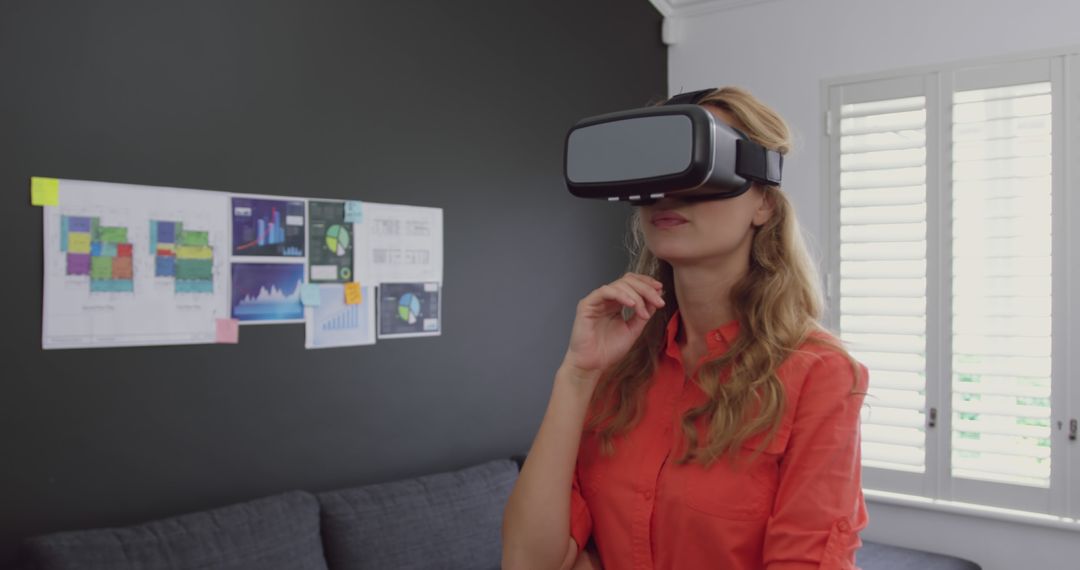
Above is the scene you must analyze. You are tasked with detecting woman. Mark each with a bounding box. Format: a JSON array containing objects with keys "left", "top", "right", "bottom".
[{"left": 502, "top": 86, "right": 870, "bottom": 570}]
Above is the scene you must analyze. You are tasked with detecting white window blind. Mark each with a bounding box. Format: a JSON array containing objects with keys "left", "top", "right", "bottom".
[
  {"left": 837, "top": 95, "right": 928, "bottom": 474},
  {"left": 950, "top": 81, "right": 1054, "bottom": 488},
  {"left": 826, "top": 52, "right": 1076, "bottom": 518}
]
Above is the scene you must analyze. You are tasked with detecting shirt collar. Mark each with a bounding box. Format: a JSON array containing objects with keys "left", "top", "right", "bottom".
[{"left": 663, "top": 308, "right": 741, "bottom": 363}]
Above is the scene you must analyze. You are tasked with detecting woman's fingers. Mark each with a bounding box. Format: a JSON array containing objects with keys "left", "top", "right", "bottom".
[
  {"left": 621, "top": 274, "right": 666, "bottom": 308},
  {"left": 608, "top": 281, "right": 653, "bottom": 320},
  {"left": 595, "top": 284, "right": 636, "bottom": 311},
  {"left": 605, "top": 282, "right": 646, "bottom": 314},
  {"left": 624, "top": 272, "right": 663, "bottom": 292},
  {"left": 582, "top": 273, "right": 664, "bottom": 322}
]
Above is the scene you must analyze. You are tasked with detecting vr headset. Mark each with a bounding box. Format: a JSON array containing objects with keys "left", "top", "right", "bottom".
[{"left": 563, "top": 88, "right": 783, "bottom": 205}]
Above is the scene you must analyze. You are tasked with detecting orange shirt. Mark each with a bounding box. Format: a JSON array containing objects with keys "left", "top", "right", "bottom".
[{"left": 570, "top": 309, "right": 870, "bottom": 569}]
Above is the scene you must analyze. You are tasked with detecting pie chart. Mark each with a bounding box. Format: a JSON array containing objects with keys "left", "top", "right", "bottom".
[
  {"left": 325, "top": 224, "right": 350, "bottom": 256},
  {"left": 397, "top": 292, "right": 422, "bottom": 324}
]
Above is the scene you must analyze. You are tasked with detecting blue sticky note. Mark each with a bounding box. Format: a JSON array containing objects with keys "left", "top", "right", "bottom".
[
  {"left": 344, "top": 201, "right": 363, "bottom": 223},
  {"left": 300, "top": 283, "right": 322, "bottom": 306}
]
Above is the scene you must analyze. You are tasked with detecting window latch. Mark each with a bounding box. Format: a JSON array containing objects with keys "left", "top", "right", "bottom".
[
  {"left": 1070, "top": 419, "right": 1077, "bottom": 442},
  {"left": 928, "top": 407, "right": 937, "bottom": 429}
]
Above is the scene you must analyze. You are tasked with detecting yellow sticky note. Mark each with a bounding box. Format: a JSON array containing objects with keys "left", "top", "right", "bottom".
[
  {"left": 31, "top": 177, "right": 59, "bottom": 206},
  {"left": 344, "top": 282, "right": 362, "bottom": 305}
]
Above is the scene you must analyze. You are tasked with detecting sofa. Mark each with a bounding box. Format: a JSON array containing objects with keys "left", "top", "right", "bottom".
[{"left": 15, "top": 456, "right": 980, "bottom": 570}]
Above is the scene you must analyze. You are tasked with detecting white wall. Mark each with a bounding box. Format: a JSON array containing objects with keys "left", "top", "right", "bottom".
[{"left": 665, "top": 1, "right": 1080, "bottom": 568}]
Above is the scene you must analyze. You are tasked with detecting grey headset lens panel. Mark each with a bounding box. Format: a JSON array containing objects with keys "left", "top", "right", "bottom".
[{"left": 565, "top": 114, "right": 694, "bottom": 184}]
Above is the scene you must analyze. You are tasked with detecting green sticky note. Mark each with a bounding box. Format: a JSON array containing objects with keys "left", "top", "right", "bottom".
[{"left": 31, "top": 177, "right": 59, "bottom": 206}]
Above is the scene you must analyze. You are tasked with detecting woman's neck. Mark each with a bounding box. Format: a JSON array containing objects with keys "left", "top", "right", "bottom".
[{"left": 672, "top": 254, "right": 748, "bottom": 351}]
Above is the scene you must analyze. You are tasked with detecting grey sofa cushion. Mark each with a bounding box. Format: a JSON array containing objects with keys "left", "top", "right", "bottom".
[
  {"left": 858, "top": 540, "right": 981, "bottom": 569},
  {"left": 317, "top": 458, "right": 518, "bottom": 570},
  {"left": 22, "top": 490, "right": 328, "bottom": 570}
]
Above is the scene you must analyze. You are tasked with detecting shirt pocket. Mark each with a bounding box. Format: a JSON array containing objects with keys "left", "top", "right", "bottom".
[{"left": 670, "top": 425, "right": 791, "bottom": 520}]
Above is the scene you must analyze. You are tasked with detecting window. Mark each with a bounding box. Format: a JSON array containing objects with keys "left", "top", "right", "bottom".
[
  {"left": 950, "top": 81, "right": 1053, "bottom": 490},
  {"left": 823, "top": 50, "right": 1077, "bottom": 519},
  {"left": 837, "top": 92, "right": 929, "bottom": 477}
]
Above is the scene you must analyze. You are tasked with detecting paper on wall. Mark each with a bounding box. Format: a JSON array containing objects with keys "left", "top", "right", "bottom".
[
  {"left": 305, "top": 284, "right": 376, "bottom": 349},
  {"left": 376, "top": 282, "right": 441, "bottom": 339},
  {"left": 42, "top": 178, "right": 230, "bottom": 349},
  {"left": 353, "top": 202, "right": 442, "bottom": 286}
]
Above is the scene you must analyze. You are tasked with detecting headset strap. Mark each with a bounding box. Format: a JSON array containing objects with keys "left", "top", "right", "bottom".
[
  {"left": 666, "top": 89, "right": 784, "bottom": 186},
  {"left": 663, "top": 88, "right": 717, "bottom": 106},
  {"left": 736, "top": 139, "right": 784, "bottom": 186}
]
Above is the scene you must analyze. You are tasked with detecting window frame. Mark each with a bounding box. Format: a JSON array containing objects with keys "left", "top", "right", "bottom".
[{"left": 819, "top": 44, "right": 1079, "bottom": 523}]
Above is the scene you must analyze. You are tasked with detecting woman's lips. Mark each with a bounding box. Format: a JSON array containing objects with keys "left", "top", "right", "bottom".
[{"left": 651, "top": 212, "right": 688, "bottom": 228}]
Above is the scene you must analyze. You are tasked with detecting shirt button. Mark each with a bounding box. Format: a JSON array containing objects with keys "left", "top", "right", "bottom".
[
  {"left": 713, "top": 332, "right": 722, "bottom": 341},
  {"left": 642, "top": 489, "right": 653, "bottom": 500},
  {"left": 838, "top": 520, "right": 851, "bottom": 532}
]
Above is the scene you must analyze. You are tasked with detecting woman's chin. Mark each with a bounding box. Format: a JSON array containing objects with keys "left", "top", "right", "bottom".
[{"left": 650, "top": 249, "right": 698, "bottom": 266}]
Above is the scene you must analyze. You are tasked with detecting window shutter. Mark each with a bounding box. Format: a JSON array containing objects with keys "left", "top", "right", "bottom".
[
  {"left": 950, "top": 81, "right": 1054, "bottom": 488},
  {"left": 838, "top": 95, "right": 929, "bottom": 474}
]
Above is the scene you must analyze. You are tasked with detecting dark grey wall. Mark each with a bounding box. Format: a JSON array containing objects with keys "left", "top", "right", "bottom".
[{"left": 0, "top": 0, "right": 664, "bottom": 564}]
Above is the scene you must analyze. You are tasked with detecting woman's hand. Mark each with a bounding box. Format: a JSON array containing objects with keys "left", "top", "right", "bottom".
[{"left": 560, "top": 272, "right": 665, "bottom": 391}]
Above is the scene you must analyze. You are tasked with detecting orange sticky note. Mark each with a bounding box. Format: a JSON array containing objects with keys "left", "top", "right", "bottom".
[
  {"left": 215, "top": 318, "right": 239, "bottom": 344},
  {"left": 344, "top": 282, "right": 362, "bottom": 304},
  {"left": 31, "top": 177, "right": 59, "bottom": 206}
]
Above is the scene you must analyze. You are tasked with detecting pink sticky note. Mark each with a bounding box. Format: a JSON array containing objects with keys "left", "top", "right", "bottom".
[{"left": 216, "top": 318, "right": 239, "bottom": 344}]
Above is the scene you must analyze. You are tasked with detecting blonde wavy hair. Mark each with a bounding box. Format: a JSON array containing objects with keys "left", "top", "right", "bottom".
[{"left": 584, "top": 86, "right": 865, "bottom": 470}]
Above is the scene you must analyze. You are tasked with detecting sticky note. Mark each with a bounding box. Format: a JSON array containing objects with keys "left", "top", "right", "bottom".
[
  {"left": 344, "top": 201, "right": 363, "bottom": 223},
  {"left": 300, "top": 283, "right": 322, "bottom": 306},
  {"left": 344, "top": 282, "right": 362, "bottom": 304},
  {"left": 31, "top": 177, "right": 59, "bottom": 206},
  {"left": 216, "top": 318, "right": 239, "bottom": 344}
]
